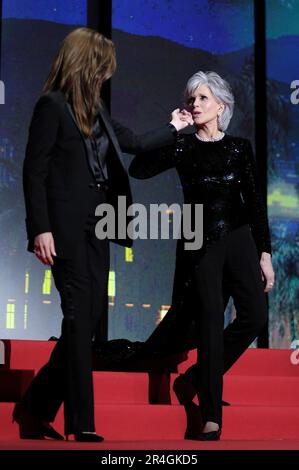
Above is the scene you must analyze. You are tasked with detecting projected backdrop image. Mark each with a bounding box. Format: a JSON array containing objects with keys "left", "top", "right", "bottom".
[
  {"left": 110, "top": 0, "right": 256, "bottom": 341},
  {"left": 266, "top": 0, "right": 299, "bottom": 348},
  {"left": 0, "top": 0, "right": 87, "bottom": 339},
  {"left": 0, "top": 0, "right": 257, "bottom": 342},
  {"left": 1, "top": 0, "right": 295, "bottom": 348}
]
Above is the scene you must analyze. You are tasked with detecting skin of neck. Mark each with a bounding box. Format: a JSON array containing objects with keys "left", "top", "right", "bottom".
[{"left": 196, "top": 117, "right": 221, "bottom": 140}]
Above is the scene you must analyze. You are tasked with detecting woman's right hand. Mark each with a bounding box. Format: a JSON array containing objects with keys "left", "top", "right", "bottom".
[
  {"left": 170, "top": 108, "right": 193, "bottom": 131},
  {"left": 260, "top": 252, "right": 275, "bottom": 293},
  {"left": 34, "top": 232, "right": 57, "bottom": 265}
]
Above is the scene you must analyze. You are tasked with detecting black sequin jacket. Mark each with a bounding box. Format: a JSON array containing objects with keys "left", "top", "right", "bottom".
[{"left": 129, "top": 133, "right": 272, "bottom": 256}]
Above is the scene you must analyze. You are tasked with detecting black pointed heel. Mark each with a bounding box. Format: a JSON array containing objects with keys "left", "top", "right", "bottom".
[
  {"left": 12, "top": 403, "right": 64, "bottom": 440},
  {"left": 41, "top": 424, "right": 64, "bottom": 440},
  {"left": 196, "top": 428, "right": 221, "bottom": 441},
  {"left": 74, "top": 432, "right": 104, "bottom": 442},
  {"left": 186, "top": 428, "right": 222, "bottom": 441}
]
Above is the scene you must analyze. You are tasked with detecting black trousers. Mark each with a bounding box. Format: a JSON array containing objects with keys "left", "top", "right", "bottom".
[
  {"left": 186, "top": 224, "right": 268, "bottom": 426},
  {"left": 21, "top": 191, "right": 109, "bottom": 434}
]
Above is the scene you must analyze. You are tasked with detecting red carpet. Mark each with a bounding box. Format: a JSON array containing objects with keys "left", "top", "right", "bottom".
[{"left": 0, "top": 341, "right": 299, "bottom": 450}]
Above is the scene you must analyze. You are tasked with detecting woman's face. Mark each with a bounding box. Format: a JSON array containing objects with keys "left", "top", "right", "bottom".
[{"left": 187, "top": 84, "right": 223, "bottom": 128}]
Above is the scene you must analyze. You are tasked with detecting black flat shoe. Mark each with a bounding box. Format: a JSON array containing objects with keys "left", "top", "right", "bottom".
[
  {"left": 41, "top": 423, "right": 64, "bottom": 440},
  {"left": 12, "top": 403, "right": 64, "bottom": 440},
  {"left": 74, "top": 432, "right": 104, "bottom": 442},
  {"left": 186, "top": 429, "right": 221, "bottom": 441}
]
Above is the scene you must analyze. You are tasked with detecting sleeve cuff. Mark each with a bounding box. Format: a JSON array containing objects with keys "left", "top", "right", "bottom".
[{"left": 167, "top": 123, "right": 178, "bottom": 137}]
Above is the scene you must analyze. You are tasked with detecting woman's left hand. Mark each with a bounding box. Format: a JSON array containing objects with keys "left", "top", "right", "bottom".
[
  {"left": 179, "top": 109, "right": 194, "bottom": 126},
  {"left": 260, "top": 252, "right": 275, "bottom": 293},
  {"left": 170, "top": 108, "right": 193, "bottom": 131}
]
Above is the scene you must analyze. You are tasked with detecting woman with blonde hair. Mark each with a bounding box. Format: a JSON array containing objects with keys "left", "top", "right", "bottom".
[{"left": 13, "top": 27, "right": 188, "bottom": 442}]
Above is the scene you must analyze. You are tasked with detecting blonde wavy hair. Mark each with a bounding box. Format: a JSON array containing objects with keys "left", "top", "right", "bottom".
[{"left": 43, "top": 27, "right": 116, "bottom": 136}]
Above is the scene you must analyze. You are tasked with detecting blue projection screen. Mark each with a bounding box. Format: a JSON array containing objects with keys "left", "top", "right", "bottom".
[
  {"left": 0, "top": 0, "right": 87, "bottom": 339},
  {"left": 1, "top": 1, "right": 297, "bottom": 349},
  {"left": 266, "top": 0, "right": 299, "bottom": 348},
  {"left": 110, "top": 0, "right": 256, "bottom": 342}
]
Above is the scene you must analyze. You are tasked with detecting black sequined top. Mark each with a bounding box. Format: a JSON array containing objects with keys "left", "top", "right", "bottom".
[{"left": 129, "top": 133, "right": 272, "bottom": 256}]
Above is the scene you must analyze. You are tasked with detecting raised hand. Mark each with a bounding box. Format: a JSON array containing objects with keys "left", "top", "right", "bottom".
[{"left": 170, "top": 108, "right": 193, "bottom": 131}]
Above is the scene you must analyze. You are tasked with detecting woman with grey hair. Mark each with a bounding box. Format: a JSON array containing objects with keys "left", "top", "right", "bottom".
[{"left": 129, "top": 71, "right": 275, "bottom": 440}]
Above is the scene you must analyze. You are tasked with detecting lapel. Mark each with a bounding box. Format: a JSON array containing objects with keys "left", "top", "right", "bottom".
[
  {"left": 98, "top": 104, "right": 123, "bottom": 160},
  {"left": 66, "top": 102, "right": 96, "bottom": 177},
  {"left": 66, "top": 101, "right": 125, "bottom": 177}
]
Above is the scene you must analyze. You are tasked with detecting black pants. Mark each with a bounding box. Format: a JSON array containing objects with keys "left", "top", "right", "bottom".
[
  {"left": 187, "top": 224, "right": 268, "bottom": 426},
  {"left": 21, "top": 192, "right": 109, "bottom": 434}
]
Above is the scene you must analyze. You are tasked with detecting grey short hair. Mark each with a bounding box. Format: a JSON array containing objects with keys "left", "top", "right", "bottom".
[{"left": 185, "top": 71, "right": 234, "bottom": 131}]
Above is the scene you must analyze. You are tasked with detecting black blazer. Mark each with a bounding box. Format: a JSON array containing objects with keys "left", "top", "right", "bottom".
[{"left": 23, "top": 90, "right": 175, "bottom": 258}]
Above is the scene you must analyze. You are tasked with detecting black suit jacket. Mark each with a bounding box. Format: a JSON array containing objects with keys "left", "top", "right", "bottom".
[{"left": 23, "top": 90, "right": 175, "bottom": 258}]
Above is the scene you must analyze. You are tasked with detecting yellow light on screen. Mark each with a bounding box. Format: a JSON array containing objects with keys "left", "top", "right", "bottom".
[
  {"left": 6, "top": 302, "right": 15, "bottom": 329},
  {"left": 25, "top": 272, "right": 29, "bottom": 294},
  {"left": 42, "top": 269, "right": 52, "bottom": 295},
  {"left": 108, "top": 270, "right": 115, "bottom": 297},
  {"left": 125, "top": 247, "right": 134, "bottom": 262},
  {"left": 158, "top": 304, "right": 170, "bottom": 323}
]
